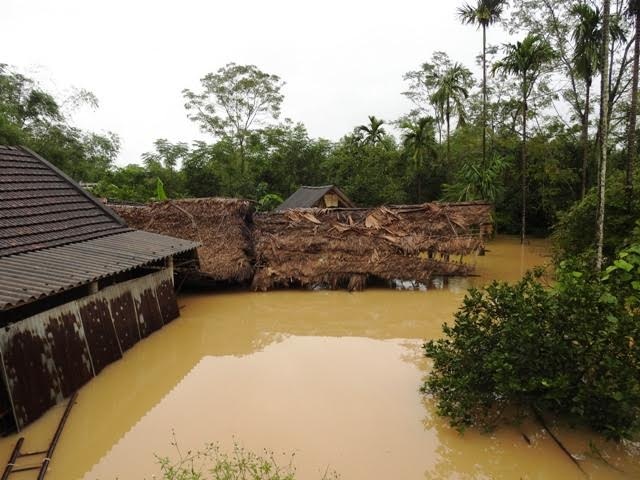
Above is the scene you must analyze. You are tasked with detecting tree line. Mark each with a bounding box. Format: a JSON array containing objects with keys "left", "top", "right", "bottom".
[{"left": 0, "top": 0, "right": 638, "bottom": 262}]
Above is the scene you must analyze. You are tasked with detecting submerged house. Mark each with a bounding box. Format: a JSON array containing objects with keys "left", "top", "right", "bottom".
[
  {"left": 0, "top": 146, "right": 199, "bottom": 432},
  {"left": 253, "top": 202, "right": 494, "bottom": 291},
  {"left": 276, "top": 185, "right": 355, "bottom": 211}
]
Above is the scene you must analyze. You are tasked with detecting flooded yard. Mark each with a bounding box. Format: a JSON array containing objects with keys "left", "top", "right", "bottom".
[{"left": 0, "top": 236, "right": 638, "bottom": 479}]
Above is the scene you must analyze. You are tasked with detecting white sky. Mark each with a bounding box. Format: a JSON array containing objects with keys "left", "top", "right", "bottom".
[{"left": 2, "top": 0, "right": 511, "bottom": 166}]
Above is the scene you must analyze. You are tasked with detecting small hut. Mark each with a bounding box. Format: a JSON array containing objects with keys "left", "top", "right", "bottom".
[
  {"left": 276, "top": 185, "right": 355, "bottom": 211},
  {"left": 0, "top": 146, "right": 199, "bottom": 432}
]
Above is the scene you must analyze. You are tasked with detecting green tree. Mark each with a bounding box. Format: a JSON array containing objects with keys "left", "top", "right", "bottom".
[
  {"left": 182, "top": 63, "right": 285, "bottom": 173},
  {"left": 355, "top": 115, "right": 387, "bottom": 146},
  {"left": 430, "top": 63, "right": 473, "bottom": 163},
  {"left": 423, "top": 252, "right": 640, "bottom": 440},
  {"left": 458, "top": 0, "right": 507, "bottom": 168},
  {"left": 493, "top": 34, "right": 555, "bottom": 243},
  {"left": 401, "top": 117, "right": 438, "bottom": 202},
  {"left": 572, "top": 3, "right": 603, "bottom": 199}
]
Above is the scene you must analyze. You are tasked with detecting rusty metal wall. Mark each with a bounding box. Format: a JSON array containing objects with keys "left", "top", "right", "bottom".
[
  {"left": 45, "top": 305, "right": 93, "bottom": 398},
  {"left": 132, "top": 275, "right": 165, "bottom": 338},
  {"left": 0, "top": 314, "right": 63, "bottom": 428},
  {"left": 78, "top": 296, "right": 122, "bottom": 374},
  {"left": 155, "top": 277, "right": 179, "bottom": 323},
  {"left": 0, "top": 267, "right": 177, "bottom": 431},
  {"left": 107, "top": 290, "right": 140, "bottom": 352}
]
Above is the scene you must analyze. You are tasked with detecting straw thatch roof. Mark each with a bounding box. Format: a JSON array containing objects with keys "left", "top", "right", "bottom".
[
  {"left": 252, "top": 202, "right": 493, "bottom": 291},
  {"left": 111, "top": 198, "right": 254, "bottom": 283}
]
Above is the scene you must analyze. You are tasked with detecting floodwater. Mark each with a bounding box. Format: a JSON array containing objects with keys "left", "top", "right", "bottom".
[{"left": 1, "top": 236, "right": 638, "bottom": 479}]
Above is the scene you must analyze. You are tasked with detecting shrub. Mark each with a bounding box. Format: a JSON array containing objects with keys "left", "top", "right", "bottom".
[
  {"left": 423, "top": 246, "right": 640, "bottom": 440},
  {"left": 155, "top": 438, "right": 339, "bottom": 480}
]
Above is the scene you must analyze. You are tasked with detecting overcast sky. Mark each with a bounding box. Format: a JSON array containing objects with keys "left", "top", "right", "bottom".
[{"left": 3, "top": 0, "right": 511, "bottom": 166}]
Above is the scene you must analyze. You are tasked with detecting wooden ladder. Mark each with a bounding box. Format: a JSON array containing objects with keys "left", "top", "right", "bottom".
[{"left": 1, "top": 392, "right": 77, "bottom": 480}]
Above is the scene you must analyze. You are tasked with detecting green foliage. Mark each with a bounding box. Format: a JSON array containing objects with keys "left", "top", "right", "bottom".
[
  {"left": 257, "top": 193, "right": 283, "bottom": 212},
  {"left": 457, "top": 0, "right": 506, "bottom": 28},
  {"left": 156, "top": 178, "right": 168, "bottom": 201},
  {"left": 553, "top": 171, "right": 640, "bottom": 259},
  {"left": 183, "top": 63, "right": 284, "bottom": 174},
  {"left": 155, "top": 438, "right": 338, "bottom": 480},
  {"left": 0, "top": 65, "right": 119, "bottom": 182},
  {"left": 423, "top": 249, "right": 640, "bottom": 440},
  {"left": 442, "top": 154, "right": 509, "bottom": 201}
]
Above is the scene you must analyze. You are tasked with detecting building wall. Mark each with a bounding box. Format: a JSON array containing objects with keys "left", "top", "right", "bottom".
[{"left": 0, "top": 268, "right": 179, "bottom": 431}]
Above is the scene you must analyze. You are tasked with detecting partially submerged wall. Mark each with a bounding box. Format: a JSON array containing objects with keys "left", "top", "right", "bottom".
[{"left": 0, "top": 268, "right": 178, "bottom": 430}]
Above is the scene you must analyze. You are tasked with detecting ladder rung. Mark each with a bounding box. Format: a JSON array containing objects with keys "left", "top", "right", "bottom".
[
  {"left": 17, "top": 450, "right": 47, "bottom": 457},
  {"left": 8, "top": 464, "right": 41, "bottom": 473}
]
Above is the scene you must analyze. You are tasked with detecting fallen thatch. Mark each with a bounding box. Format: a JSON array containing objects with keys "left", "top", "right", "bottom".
[
  {"left": 110, "top": 198, "right": 254, "bottom": 283},
  {"left": 251, "top": 202, "right": 494, "bottom": 291}
]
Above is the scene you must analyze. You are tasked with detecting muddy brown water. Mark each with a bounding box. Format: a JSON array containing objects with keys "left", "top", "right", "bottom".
[{"left": 0, "top": 236, "right": 638, "bottom": 479}]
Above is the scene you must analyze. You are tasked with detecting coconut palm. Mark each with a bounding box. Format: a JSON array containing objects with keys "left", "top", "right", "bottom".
[
  {"left": 458, "top": 0, "right": 506, "bottom": 169},
  {"left": 430, "top": 63, "right": 473, "bottom": 163},
  {"left": 493, "top": 34, "right": 555, "bottom": 244},
  {"left": 356, "top": 115, "right": 387, "bottom": 146},
  {"left": 401, "top": 117, "right": 438, "bottom": 202}
]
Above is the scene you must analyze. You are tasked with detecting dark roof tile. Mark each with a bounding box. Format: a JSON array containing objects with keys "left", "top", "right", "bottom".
[{"left": 276, "top": 185, "right": 355, "bottom": 210}]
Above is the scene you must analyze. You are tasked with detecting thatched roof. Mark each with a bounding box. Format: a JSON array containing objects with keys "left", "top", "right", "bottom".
[
  {"left": 252, "top": 202, "right": 493, "bottom": 291},
  {"left": 110, "top": 198, "right": 254, "bottom": 283}
]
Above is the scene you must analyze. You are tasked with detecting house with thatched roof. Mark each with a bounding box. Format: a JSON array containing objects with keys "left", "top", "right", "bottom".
[
  {"left": 276, "top": 185, "right": 355, "bottom": 211},
  {"left": 0, "top": 145, "right": 199, "bottom": 432},
  {"left": 110, "top": 198, "right": 255, "bottom": 285}
]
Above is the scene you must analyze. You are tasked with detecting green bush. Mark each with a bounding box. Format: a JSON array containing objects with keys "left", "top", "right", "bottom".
[
  {"left": 423, "top": 245, "right": 640, "bottom": 440},
  {"left": 553, "top": 172, "right": 640, "bottom": 260}
]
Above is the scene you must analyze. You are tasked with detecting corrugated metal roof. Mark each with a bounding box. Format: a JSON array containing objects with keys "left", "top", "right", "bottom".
[
  {"left": 0, "top": 230, "right": 198, "bottom": 310},
  {"left": 276, "top": 185, "right": 355, "bottom": 211},
  {"left": 0, "top": 146, "right": 129, "bottom": 256}
]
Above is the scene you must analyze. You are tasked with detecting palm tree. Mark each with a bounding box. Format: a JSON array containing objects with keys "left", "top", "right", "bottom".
[
  {"left": 356, "top": 115, "right": 387, "bottom": 146},
  {"left": 493, "top": 34, "right": 555, "bottom": 244},
  {"left": 571, "top": 3, "right": 626, "bottom": 199},
  {"left": 401, "top": 117, "right": 438, "bottom": 202},
  {"left": 572, "top": 3, "right": 602, "bottom": 199},
  {"left": 430, "top": 63, "right": 472, "bottom": 163},
  {"left": 596, "top": 0, "right": 612, "bottom": 271},
  {"left": 458, "top": 0, "right": 506, "bottom": 169},
  {"left": 627, "top": 0, "right": 639, "bottom": 196}
]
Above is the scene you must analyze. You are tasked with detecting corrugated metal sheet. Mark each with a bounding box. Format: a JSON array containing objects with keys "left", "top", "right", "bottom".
[
  {"left": 276, "top": 185, "right": 355, "bottom": 210},
  {"left": 0, "top": 268, "right": 179, "bottom": 429},
  {"left": 0, "top": 230, "right": 197, "bottom": 310}
]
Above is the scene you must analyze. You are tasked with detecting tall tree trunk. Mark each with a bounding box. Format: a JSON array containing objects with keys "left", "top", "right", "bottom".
[
  {"left": 581, "top": 81, "right": 591, "bottom": 199},
  {"left": 482, "top": 24, "right": 488, "bottom": 170},
  {"left": 521, "top": 88, "right": 528, "bottom": 245},
  {"left": 596, "top": 0, "right": 611, "bottom": 271},
  {"left": 627, "top": 8, "right": 639, "bottom": 197},
  {"left": 446, "top": 97, "right": 451, "bottom": 164}
]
